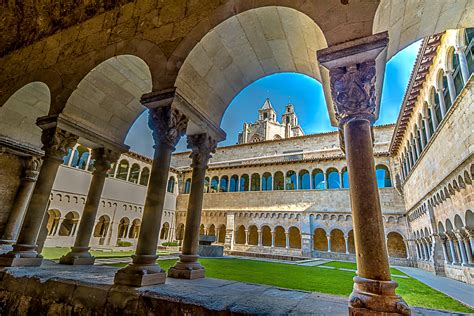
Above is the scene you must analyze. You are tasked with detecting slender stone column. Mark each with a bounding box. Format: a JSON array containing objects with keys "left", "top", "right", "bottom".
[
  {"left": 285, "top": 232, "right": 290, "bottom": 249},
  {"left": 455, "top": 233, "right": 468, "bottom": 265},
  {"left": 429, "top": 105, "right": 439, "bottom": 129},
  {"left": 245, "top": 230, "right": 249, "bottom": 246},
  {"left": 326, "top": 235, "right": 331, "bottom": 252},
  {"left": 0, "top": 157, "right": 41, "bottom": 250},
  {"left": 258, "top": 230, "right": 262, "bottom": 246},
  {"left": 445, "top": 70, "right": 457, "bottom": 105},
  {"left": 60, "top": 148, "right": 120, "bottom": 265},
  {"left": 115, "top": 105, "right": 187, "bottom": 286},
  {"left": 456, "top": 47, "right": 470, "bottom": 84},
  {"left": 448, "top": 236, "right": 458, "bottom": 265},
  {"left": 317, "top": 32, "right": 409, "bottom": 315},
  {"left": 271, "top": 231, "right": 275, "bottom": 247},
  {"left": 0, "top": 127, "right": 77, "bottom": 266},
  {"left": 414, "top": 137, "right": 421, "bottom": 158},
  {"left": 440, "top": 236, "right": 449, "bottom": 264},
  {"left": 168, "top": 133, "right": 216, "bottom": 279},
  {"left": 463, "top": 239, "right": 473, "bottom": 264},
  {"left": 423, "top": 117, "right": 431, "bottom": 140},
  {"left": 436, "top": 89, "right": 447, "bottom": 117},
  {"left": 344, "top": 235, "right": 350, "bottom": 254}
]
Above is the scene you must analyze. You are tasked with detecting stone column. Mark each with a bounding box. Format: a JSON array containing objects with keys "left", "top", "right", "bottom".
[
  {"left": 456, "top": 47, "right": 470, "bottom": 84},
  {"left": 0, "top": 157, "right": 41, "bottom": 249},
  {"left": 414, "top": 138, "right": 421, "bottom": 158},
  {"left": 317, "top": 32, "right": 409, "bottom": 315},
  {"left": 168, "top": 134, "right": 216, "bottom": 279},
  {"left": 0, "top": 127, "right": 77, "bottom": 267},
  {"left": 271, "top": 231, "right": 275, "bottom": 247},
  {"left": 326, "top": 234, "right": 331, "bottom": 252},
  {"left": 436, "top": 89, "right": 447, "bottom": 117},
  {"left": 462, "top": 238, "right": 473, "bottom": 264},
  {"left": 258, "top": 230, "right": 263, "bottom": 246},
  {"left": 114, "top": 105, "right": 187, "bottom": 286},
  {"left": 285, "top": 232, "right": 290, "bottom": 249},
  {"left": 419, "top": 127, "right": 426, "bottom": 149},
  {"left": 448, "top": 236, "right": 458, "bottom": 265},
  {"left": 455, "top": 232, "right": 468, "bottom": 265},
  {"left": 245, "top": 230, "right": 249, "bottom": 246},
  {"left": 440, "top": 236, "right": 449, "bottom": 264},
  {"left": 344, "top": 235, "right": 350, "bottom": 254},
  {"left": 60, "top": 148, "right": 120, "bottom": 265},
  {"left": 423, "top": 117, "right": 431, "bottom": 140},
  {"left": 445, "top": 70, "right": 457, "bottom": 105}
]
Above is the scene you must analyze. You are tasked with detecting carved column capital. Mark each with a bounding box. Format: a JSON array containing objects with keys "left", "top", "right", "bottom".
[
  {"left": 41, "top": 127, "right": 78, "bottom": 161},
  {"left": 22, "top": 156, "right": 42, "bottom": 181},
  {"left": 149, "top": 105, "right": 188, "bottom": 150},
  {"left": 187, "top": 133, "right": 217, "bottom": 169},
  {"left": 330, "top": 61, "right": 377, "bottom": 125},
  {"left": 91, "top": 148, "right": 121, "bottom": 176}
]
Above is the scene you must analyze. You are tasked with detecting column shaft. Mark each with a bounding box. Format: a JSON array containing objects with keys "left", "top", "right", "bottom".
[
  {"left": 437, "top": 89, "right": 447, "bottom": 117},
  {"left": 446, "top": 72, "right": 457, "bottom": 105},
  {"left": 448, "top": 239, "right": 458, "bottom": 264},
  {"left": 456, "top": 49, "right": 470, "bottom": 83}
]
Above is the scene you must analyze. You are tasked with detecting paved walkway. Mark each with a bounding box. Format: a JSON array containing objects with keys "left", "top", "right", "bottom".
[{"left": 397, "top": 266, "right": 474, "bottom": 309}]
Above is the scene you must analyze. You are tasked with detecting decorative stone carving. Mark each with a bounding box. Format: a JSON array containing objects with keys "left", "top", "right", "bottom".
[
  {"left": 90, "top": 148, "right": 120, "bottom": 175},
  {"left": 22, "top": 156, "right": 42, "bottom": 181},
  {"left": 187, "top": 134, "right": 217, "bottom": 169},
  {"left": 330, "top": 61, "right": 377, "bottom": 124},
  {"left": 41, "top": 127, "right": 78, "bottom": 161},
  {"left": 148, "top": 105, "right": 188, "bottom": 150}
]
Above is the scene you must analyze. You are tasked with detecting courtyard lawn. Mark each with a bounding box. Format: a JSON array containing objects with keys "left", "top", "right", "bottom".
[
  {"left": 108, "top": 258, "right": 472, "bottom": 313},
  {"left": 42, "top": 247, "right": 170, "bottom": 260}
]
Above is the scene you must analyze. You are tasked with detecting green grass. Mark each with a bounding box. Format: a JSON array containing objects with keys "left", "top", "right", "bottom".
[
  {"left": 321, "top": 261, "right": 406, "bottom": 276},
  {"left": 108, "top": 258, "right": 472, "bottom": 313},
  {"left": 42, "top": 247, "right": 170, "bottom": 260}
]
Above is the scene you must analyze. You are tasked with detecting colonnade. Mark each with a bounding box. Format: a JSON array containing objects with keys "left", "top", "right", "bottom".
[{"left": 0, "top": 32, "right": 410, "bottom": 314}]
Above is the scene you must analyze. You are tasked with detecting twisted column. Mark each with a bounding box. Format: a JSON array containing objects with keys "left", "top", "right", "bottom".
[
  {"left": 317, "top": 32, "right": 409, "bottom": 315},
  {"left": 114, "top": 104, "right": 187, "bottom": 286},
  {"left": 0, "top": 127, "right": 77, "bottom": 266},
  {"left": 0, "top": 157, "right": 41, "bottom": 250},
  {"left": 60, "top": 148, "right": 120, "bottom": 265},
  {"left": 168, "top": 133, "right": 216, "bottom": 279}
]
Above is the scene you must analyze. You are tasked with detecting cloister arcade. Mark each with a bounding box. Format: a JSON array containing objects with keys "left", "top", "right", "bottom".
[{"left": 0, "top": 1, "right": 473, "bottom": 314}]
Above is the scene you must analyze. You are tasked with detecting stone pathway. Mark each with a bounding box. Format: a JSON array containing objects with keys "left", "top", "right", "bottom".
[{"left": 396, "top": 266, "right": 474, "bottom": 309}]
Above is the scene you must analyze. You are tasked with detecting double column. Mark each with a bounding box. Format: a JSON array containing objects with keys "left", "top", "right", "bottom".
[
  {"left": 168, "top": 133, "right": 217, "bottom": 279},
  {"left": 317, "top": 32, "right": 409, "bottom": 315},
  {"left": 0, "top": 127, "right": 78, "bottom": 266},
  {"left": 0, "top": 157, "right": 41, "bottom": 251},
  {"left": 115, "top": 100, "right": 188, "bottom": 286},
  {"left": 59, "top": 148, "right": 120, "bottom": 265}
]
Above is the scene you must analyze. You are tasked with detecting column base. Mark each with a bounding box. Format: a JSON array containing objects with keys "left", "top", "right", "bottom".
[
  {"left": 114, "top": 254, "right": 166, "bottom": 287},
  {"left": 59, "top": 247, "right": 95, "bottom": 265},
  {"left": 0, "top": 240, "right": 14, "bottom": 254},
  {"left": 0, "top": 244, "right": 43, "bottom": 267},
  {"left": 348, "top": 276, "right": 410, "bottom": 315},
  {"left": 167, "top": 254, "right": 205, "bottom": 280}
]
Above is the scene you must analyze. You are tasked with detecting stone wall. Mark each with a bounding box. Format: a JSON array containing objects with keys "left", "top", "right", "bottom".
[{"left": 0, "top": 153, "right": 22, "bottom": 236}]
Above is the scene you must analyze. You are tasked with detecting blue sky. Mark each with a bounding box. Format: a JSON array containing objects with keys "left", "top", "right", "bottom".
[{"left": 126, "top": 40, "right": 421, "bottom": 156}]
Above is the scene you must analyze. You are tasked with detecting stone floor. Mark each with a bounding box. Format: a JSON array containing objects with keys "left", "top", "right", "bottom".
[
  {"left": 0, "top": 261, "right": 463, "bottom": 315},
  {"left": 397, "top": 266, "right": 474, "bottom": 309}
]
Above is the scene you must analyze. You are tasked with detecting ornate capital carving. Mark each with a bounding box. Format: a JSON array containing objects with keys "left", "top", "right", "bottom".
[
  {"left": 187, "top": 134, "right": 217, "bottom": 169},
  {"left": 22, "top": 156, "right": 42, "bottom": 181},
  {"left": 91, "top": 148, "right": 121, "bottom": 175},
  {"left": 148, "top": 105, "right": 188, "bottom": 150},
  {"left": 41, "top": 127, "right": 78, "bottom": 161},
  {"left": 330, "top": 60, "right": 377, "bottom": 125}
]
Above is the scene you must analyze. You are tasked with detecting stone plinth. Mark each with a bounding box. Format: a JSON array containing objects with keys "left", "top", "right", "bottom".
[{"left": 198, "top": 245, "right": 224, "bottom": 257}]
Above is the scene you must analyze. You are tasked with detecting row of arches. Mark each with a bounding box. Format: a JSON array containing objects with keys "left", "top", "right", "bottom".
[
  {"left": 401, "top": 29, "right": 474, "bottom": 180},
  {"left": 436, "top": 210, "right": 473, "bottom": 265},
  {"left": 183, "top": 165, "right": 392, "bottom": 194},
  {"left": 233, "top": 225, "right": 302, "bottom": 249}
]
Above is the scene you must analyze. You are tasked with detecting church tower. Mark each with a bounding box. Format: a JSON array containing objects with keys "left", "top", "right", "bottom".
[{"left": 258, "top": 98, "right": 277, "bottom": 122}]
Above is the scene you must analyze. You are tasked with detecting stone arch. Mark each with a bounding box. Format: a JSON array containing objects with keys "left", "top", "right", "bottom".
[
  {"left": 139, "top": 167, "right": 150, "bottom": 186},
  {"left": 208, "top": 224, "right": 216, "bottom": 237},
  {"left": 129, "top": 219, "right": 141, "bottom": 239},
  {"left": 313, "top": 228, "right": 327, "bottom": 251},
  {"left": 160, "top": 222, "right": 170, "bottom": 240},
  {"left": 261, "top": 225, "right": 272, "bottom": 246},
  {"left": 274, "top": 226, "right": 286, "bottom": 248},
  {"left": 176, "top": 224, "right": 185, "bottom": 241},
  {"left": 94, "top": 215, "right": 110, "bottom": 238},
  {"left": 118, "top": 217, "right": 130, "bottom": 238},
  {"left": 248, "top": 225, "right": 258, "bottom": 245},
  {"left": 46, "top": 209, "right": 61, "bottom": 236},
  {"left": 330, "top": 229, "right": 345, "bottom": 253},
  {"left": 235, "top": 225, "right": 246, "bottom": 245},
  {"left": 347, "top": 230, "right": 355, "bottom": 254},
  {"left": 218, "top": 224, "right": 226, "bottom": 243},
  {"left": 288, "top": 226, "right": 301, "bottom": 249},
  {"left": 58, "top": 211, "right": 79, "bottom": 236},
  {"left": 387, "top": 232, "right": 407, "bottom": 258},
  {"left": 466, "top": 210, "right": 474, "bottom": 229},
  {"left": 454, "top": 214, "right": 464, "bottom": 230}
]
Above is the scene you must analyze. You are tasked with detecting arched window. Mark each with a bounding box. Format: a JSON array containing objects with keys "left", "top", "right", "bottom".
[
  {"left": 248, "top": 225, "right": 258, "bottom": 245},
  {"left": 442, "top": 74, "right": 452, "bottom": 111},
  {"left": 286, "top": 170, "right": 296, "bottom": 190},
  {"left": 298, "top": 170, "right": 310, "bottom": 190},
  {"left": 376, "top": 165, "right": 392, "bottom": 188},
  {"left": 262, "top": 172, "right": 272, "bottom": 191},
  {"left": 208, "top": 224, "right": 216, "bottom": 236},
  {"left": 204, "top": 177, "right": 210, "bottom": 193},
  {"left": 160, "top": 222, "right": 170, "bottom": 240},
  {"left": 313, "top": 228, "right": 327, "bottom": 251},
  {"left": 129, "top": 163, "right": 140, "bottom": 183},
  {"left": 251, "top": 173, "right": 260, "bottom": 191},
  {"left": 465, "top": 28, "right": 474, "bottom": 74},
  {"left": 240, "top": 174, "right": 249, "bottom": 191},
  {"left": 274, "top": 226, "right": 286, "bottom": 248},
  {"left": 129, "top": 219, "right": 141, "bottom": 238},
  {"left": 273, "top": 171, "right": 284, "bottom": 190},
  {"left": 312, "top": 169, "right": 325, "bottom": 190},
  {"left": 432, "top": 87, "right": 443, "bottom": 126},
  {"left": 261, "top": 226, "right": 272, "bottom": 246},
  {"left": 288, "top": 227, "right": 301, "bottom": 249},
  {"left": 229, "top": 175, "right": 239, "bottom": 192},
  {"left": 327, "top": 168, "right": 340, "bottom": 189},
  {"left": 46, "top": 210, "right": 61, "bottom": 236},
  {"left": 167, "top": 177, "right": 175, "bottom": 193},
  {"left": 93, "top": 215, "right": 110, "bottom": 237},
  {"left": 176, "top": 224, "right": 185, "bottom": 240},
  {"left": 341, "top": 167, "right": 349, "bottom": 189},
  {"left": 220, "top": 175, "right": 228, "bottom": 192},
  {"left": 451, "top": 48, "right": 464, "bottom": 97},
  {"left": 73, "top": 146, "right": 89, "bottom": 170},
  {"left": 423, "top": 102, "right": 434, "bottom": 139},
  {"left": 116, "top": 159, "right": 129, "bottom": 180},
  {"left": 139, "top": 167, "right": 150, "bottom": 185},
  {"left": 210, "top": 176, "right": 219, "bottom": 193},
  {"left": 184, "top": 178, "right": 191, "bottom": 194},
  {"left": 58, "top": 212, "right": 79, "bottom": 236},
  {"left": 330, "top": 229, "right": 345, "bottom": 253},
  {"left": 118, "top": 217, "right": 130, "bottom": 238},
  {"left": 347, "top": 230, "right": 355, "bottom": 254},
  {"left": 415, "top": 124, "right": 423, "bottom": 151},
  {"left": 218, "top": 225, "right": 226, "bottom": 243}
]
